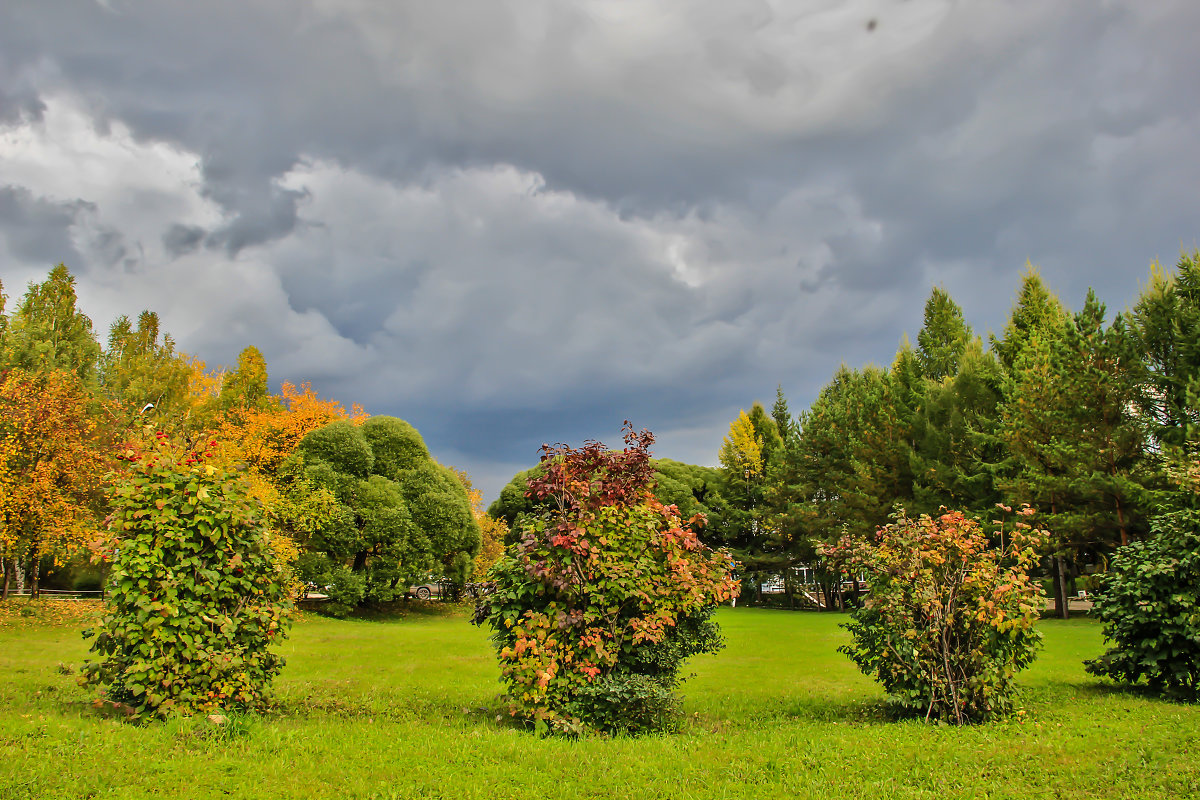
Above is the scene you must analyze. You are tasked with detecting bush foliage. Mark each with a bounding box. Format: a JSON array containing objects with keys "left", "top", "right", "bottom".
[
  {"left": 1085, "top": 508, "right": 1200, "bottom": 700},
  {"left": 824, "top": 508, "right": 1045, "bottom": 724},
  {"left": 81, "top": 434, "right": 292, "bottom": 717},
  {"left": 477, "top": 424, "right": 737, "bottom": 735}
]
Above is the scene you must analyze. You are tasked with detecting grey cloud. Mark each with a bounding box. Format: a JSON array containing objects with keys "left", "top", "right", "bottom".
[
  {"left": 162, "top": 223, "right": 206, "bottom": 256},
  {"left": 0, "top": 186, "right": 89, "bottom": 265},
  {"left": 2, "top": 0, "right": 1199, "bottom": 499}
]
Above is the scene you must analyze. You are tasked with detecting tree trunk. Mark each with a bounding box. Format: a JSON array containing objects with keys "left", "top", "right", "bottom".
[
  {"left": 1054, "top": 554, "right": 1070, "bottom": 620},
  {"left": 31, "top": 557, "right": 41, "bottom": 599},
  {"left": 1, "top": 557, "right": 8, "bottom": 600},
  {"left": 1115, "top": 497, "right": 1128, "bottom": 547}
]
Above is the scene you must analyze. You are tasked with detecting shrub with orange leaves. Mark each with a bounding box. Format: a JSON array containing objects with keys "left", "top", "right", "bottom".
[
  {"left": 476, "top": 424, "right": 737, "bottom": 735},
  {"left": 821, "top": 507, "right": 1045, "bottom": 724}
]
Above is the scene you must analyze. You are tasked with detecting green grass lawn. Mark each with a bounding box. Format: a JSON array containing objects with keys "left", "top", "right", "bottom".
[{"left": 1, "top": 603, "right": 1197, "bottom": 800}]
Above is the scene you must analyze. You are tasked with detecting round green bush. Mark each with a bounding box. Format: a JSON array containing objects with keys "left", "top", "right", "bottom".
[{"left": 1086, "top": 508, "right": 1200, "bottom": 700}]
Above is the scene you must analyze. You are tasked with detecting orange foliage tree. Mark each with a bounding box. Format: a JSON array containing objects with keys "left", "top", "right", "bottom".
[
  {"left": 215, "top": 381, "right": 367, "bottom": 474},
  {"left": 0, "top": 369, "right": 110, "bottom": 597}
]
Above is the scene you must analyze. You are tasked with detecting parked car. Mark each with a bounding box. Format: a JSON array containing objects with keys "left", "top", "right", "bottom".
[{"left": 408, "top": 581, "right": 443, "bottom": 600}]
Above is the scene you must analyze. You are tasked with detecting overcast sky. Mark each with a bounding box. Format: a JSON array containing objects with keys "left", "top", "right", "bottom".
[{"left": 2, "top": 0, "right": 1198, "bottom": 501}]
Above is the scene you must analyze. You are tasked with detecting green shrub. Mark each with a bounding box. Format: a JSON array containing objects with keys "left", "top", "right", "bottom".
[
  {"left": 81, "top": 434, "right": 292, "bottom": 718},
  {"left": 823, "top": 508, "right": 1045, "bottom": 724},
  {"left": 1085, "top": 508, "right": 1200, "bottom": 700},
  {"left": 476, "top": 424, "right": 737, "bottom": 736}
]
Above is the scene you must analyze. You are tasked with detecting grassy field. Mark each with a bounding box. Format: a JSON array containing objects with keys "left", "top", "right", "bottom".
[{"left": 1, "top": 602, "right": 1197, "bottom": 800}]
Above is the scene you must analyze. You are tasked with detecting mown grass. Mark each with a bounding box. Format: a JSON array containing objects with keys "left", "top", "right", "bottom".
[{"left": 1, "top": 602, "right": 1197, "bottom": 800}]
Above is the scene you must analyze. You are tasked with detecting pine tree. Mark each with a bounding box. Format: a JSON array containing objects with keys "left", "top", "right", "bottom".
[
  {"left": 771, "top": 385, "right": 796, "bottom": 444},
  {"left": 991, "top": 264, "right": 1067, "bottom": 373},
  {"left": 912, "top": 339, "right": 1004, "bottom": 519}
]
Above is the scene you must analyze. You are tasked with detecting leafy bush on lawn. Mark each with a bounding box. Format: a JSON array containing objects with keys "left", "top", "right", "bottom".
[
  {"left": 1085, "top": 507, "right": 1200, "bottom": 700},
  {"left": 81, "top": 434, "right": 292, "bottom": 717},
  {"left": 823, "top": 508, "right": 1045, "bottom": 724},
  {"left": 476, "top": 423, "right": 738, "bottom": 735}
]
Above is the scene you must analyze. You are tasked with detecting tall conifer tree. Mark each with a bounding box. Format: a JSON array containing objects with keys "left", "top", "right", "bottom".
[{"left": 916, "top": 286, "right": 972, "bottom": 383}]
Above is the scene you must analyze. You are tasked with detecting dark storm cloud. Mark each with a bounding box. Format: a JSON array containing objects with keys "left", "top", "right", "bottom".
[
  {"left": 0, "top": 186, "right": 89, "bottom": 265},
  {"left": 1, "top": 0, "right": 1198, "bottom": 498}
]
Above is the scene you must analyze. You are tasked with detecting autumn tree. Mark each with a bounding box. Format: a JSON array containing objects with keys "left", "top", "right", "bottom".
[
  {"left": 0, "top": 369, "right": 109, "bottom": 597},
  {"left": 476, "top": 425, "right": 737, "bottom": 735},
  {"left": 714, "top": 405, "right": 781, "bottom": 588},
  {"left": 0, "top": 278, "right": 8, "bottom": 355},
  {"left": 824, "top": 509, "right": 1045, "bottom": 724},
  {"left": 216, "top": 380, "right": 367, "bottom": 475}
]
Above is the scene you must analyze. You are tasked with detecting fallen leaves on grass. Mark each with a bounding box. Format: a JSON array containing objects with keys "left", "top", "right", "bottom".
[{"left": 0, "top": 599, "right": 104, "bottom": 630}]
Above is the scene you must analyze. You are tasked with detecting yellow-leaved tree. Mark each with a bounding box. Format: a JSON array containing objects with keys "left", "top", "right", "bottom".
[
  {"left": 0, "top": 369, "right": 110, "bottom": 597},
  {"left": 718, "top": 409, "right": 764, "bottom": 479}
]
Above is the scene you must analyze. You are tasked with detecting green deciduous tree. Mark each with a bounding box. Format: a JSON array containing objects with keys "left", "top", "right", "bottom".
[
  {"left": 292, "top": 417, "right": 480, "bottom": 610},
  {"left": 99, "top": 310, "right": 191, "bottom": 422},
  {"left": 490, "top": 458, "right": 722, "bottom": 536},
  {"left": 219, "top": 346, "right": 271, "bottom": 412},
  {"left": 2, "top": 264, "right": 100, "bottom": 382},
  {"left": 1086, "top": 504, "right": 1200, "bottom": 701}
]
